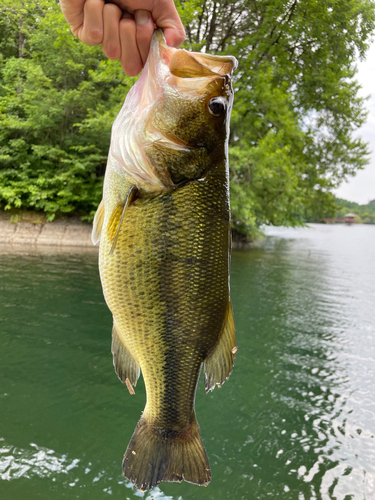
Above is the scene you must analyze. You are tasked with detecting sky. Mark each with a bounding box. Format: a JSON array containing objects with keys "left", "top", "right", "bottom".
[{"left": 334, "top": 42, "right": 375, "bottom": 204}]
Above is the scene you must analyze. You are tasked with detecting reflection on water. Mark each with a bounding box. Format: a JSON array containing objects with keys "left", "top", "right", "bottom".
[
  {"left": 0, "top": 440, "right": 80, "bottom": 481},
  {"left": 0, "top": 439, "right": 169, "bottom": 499},
  {"left": 0, "top": 224, "right": 374, "bottom": 499}
]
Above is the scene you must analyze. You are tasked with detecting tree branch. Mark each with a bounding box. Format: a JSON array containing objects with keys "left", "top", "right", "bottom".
[{"left": 205, "top": 1, "right": 217, "bottom": 52}]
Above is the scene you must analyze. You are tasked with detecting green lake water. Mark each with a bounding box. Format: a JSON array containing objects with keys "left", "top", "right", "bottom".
[{"left": 1, "top": 223, "right": 374, "bottom": 499}]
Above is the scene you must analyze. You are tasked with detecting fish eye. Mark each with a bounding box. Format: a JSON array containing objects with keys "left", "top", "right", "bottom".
[{"left": 208, "top": 97, "right": 227, "bottom": 117}]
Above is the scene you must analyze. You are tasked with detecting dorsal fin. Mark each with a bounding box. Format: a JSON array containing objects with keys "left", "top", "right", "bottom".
[{"left": 204, "top": 299, "right": 236, "bottom": 393}]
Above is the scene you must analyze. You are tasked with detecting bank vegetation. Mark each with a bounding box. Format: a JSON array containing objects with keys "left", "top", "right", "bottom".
[{"left": 1, "top": 0, "right": 374, "bottom": 238}]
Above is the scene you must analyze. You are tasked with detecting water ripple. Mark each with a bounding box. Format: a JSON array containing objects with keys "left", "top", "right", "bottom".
[{"left": 0, "top": 438, "right": 175, "bottom": 499}]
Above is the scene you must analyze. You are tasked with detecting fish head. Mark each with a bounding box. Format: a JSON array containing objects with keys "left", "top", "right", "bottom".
[{"left": 110, "top": 30, "right": 237, "bottom": 191}]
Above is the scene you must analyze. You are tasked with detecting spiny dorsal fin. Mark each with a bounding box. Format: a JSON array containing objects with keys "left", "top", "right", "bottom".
[
  {"left": 112, "top": 321, "right": 140, "bottom": 394},
  {"left": 204, "top": 299, "right": 236, "bottom": 393},
  {"left": 107, "top": 185, "right": 137, "bottom": 255},
  {"left": 91, "top": 200, "right": 105, "bottom": 245}
]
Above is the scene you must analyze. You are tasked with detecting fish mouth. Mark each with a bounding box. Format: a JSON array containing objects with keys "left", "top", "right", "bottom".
[
  {"left": 146, "top": 30, "right": 237, "bottom": 97},
  {"left": 109, "top": 30, "right": 237, "bottom": 192},
  {"left": 137, "top": 28, "right": 238, "bottom": 116},
  {"left": 142, "top": 29, "right": 238, "bottom": 149},
  {"left": 152, "top": 29, "right": 237, "bottom": 78}
]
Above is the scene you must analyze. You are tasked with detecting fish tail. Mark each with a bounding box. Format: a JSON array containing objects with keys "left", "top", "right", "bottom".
[{"left": 122, "top": 414, "right": 211, "bottom": 491}]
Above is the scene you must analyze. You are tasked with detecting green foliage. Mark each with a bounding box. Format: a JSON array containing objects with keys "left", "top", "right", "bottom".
[
  {"left": 0, "top": 0, "right": 132, "bottom": 220},
  {"left": 335, "top": 198, "right": 375, "bottom": 223},
  {"left": 0, "top": 0, "right": 374, "bottom": 233},
  {"left": 179, "top": 0, "right": 375, "bottom": 235}
]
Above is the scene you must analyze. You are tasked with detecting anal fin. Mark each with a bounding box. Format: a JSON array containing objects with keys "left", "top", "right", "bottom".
[
  {"left": 112, "top": 321, "right": 140, "bottom": 394},
  {"left": 204, "top": 299, "right": 237, "bottom": 393}
]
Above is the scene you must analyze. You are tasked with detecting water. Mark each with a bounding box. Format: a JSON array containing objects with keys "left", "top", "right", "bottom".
[{"left": 0, "top": 224, "right": 374, "bottom": 499}]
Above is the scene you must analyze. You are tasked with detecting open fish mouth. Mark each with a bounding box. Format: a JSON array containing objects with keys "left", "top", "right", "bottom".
[
  {"left": 137, "top": 30, "right": 238, "bottom": 110},
  {"left": 109, "top": 30, "right": 237, "bottom": 192}
]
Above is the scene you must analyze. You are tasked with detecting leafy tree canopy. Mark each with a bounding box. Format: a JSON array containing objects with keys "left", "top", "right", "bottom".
[
  {"left": 177, "top": 0, "right": 375, "bottom": 234},
  {"left": 0, "top": 0, "right": 134, "bottom": 220},
  {"left": 0, "top": 0, "right": 374, "bottom": 235}
]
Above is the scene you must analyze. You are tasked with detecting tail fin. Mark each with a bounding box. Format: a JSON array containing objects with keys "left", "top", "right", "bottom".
[{"left": 123, "top": 415, "right": 211, "bottom": 491}]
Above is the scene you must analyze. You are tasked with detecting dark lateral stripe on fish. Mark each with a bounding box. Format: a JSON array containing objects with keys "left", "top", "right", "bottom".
[
  {"left": 155, "top": 190, "right": 204, "bottom": 430},
  {"left": 157, "top": 191, "right": 181, "bottom": 427}
]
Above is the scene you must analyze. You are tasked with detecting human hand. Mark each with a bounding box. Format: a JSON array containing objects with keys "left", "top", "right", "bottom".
[{"left": 60, "top": 0, "right": 186, "bottom": 76}]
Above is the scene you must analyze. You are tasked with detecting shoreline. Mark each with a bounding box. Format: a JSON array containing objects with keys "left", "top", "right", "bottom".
[
  {"left": 0, "top": 218, "right": 95, "bottom": 249},
  {"left": 0, "top": 218, "right": 253, "bottom": 251}
]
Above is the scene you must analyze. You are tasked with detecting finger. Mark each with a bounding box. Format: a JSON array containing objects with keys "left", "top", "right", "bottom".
[
  {"left": 153, "top": 0, "right": 186, "bottom": 48},
  {"left": 79, "top": 0, "right": 105, "bottom": 45},
  {"left": 99, "top": 0, "right": 186, "bottom": 48},
  {"left": 163, "top": 24, "right": 186, "bottom": 49},
  {"left": 134, "top": 10, "right": 154, "bottom": 65},
  {"left": 102, "top": 3, "right": 122, "bottom": 60},
  {"left": 60, "top": 0, "right": 86, "bottom": 33},
  {"left": 119, "top": 16, "right": 143, "bottom": 76}
]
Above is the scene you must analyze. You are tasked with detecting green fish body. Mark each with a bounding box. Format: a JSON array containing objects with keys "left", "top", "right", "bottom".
[{"left": 92, "top": 30, "right": 237, "bottom": 491}]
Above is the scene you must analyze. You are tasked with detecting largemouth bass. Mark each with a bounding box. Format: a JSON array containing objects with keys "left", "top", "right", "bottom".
[{"left": 92, "top": 30, "right": 237, "bottom": 491}]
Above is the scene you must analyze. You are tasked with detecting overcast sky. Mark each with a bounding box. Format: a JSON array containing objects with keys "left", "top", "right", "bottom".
[{"left": 334, "top": 42, "right": 375, "bottom": 204}]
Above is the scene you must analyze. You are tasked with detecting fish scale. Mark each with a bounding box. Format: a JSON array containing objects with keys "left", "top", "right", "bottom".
[
  {"left": 93, "top": 29, "right": 237, "bottom": 491},
  {"left": 100, "top": 168, "right": 229, "bottom": 422}
]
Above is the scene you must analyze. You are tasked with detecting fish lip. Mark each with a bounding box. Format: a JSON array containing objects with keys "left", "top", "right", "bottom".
[
  {"left": 150, "top": 29, "right": 237, "bottom": 81},
  {"left": 135, "top": 30, "right": 237, "bottom": 111},
  {"left": 148, "top": 29, "right": 176, "bottom": 79}
]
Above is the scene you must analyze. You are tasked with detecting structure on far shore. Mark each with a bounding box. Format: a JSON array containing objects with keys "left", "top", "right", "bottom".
[
  {"left": 344, "top": 213, "right": 356, "bottom": 225},
  {"left": 322, "top": 213, "right": 357, "bottom": 224}
]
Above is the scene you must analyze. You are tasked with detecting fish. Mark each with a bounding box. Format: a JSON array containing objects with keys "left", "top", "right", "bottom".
[{"left": 92, "top": 29, "right": 238, "bottom": 491}]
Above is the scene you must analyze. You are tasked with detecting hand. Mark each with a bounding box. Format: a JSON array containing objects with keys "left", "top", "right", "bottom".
[{"left": 60, "top": 0, "right": 186, "bottom": 76}]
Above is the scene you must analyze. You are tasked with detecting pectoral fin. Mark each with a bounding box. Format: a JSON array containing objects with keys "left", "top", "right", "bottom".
[
  {"left": 91, "top": 200, "right": 105, "bottom": 245},
  {"left": 204, "top": 299, "right": 237, "bottom": 393},
  {"left": 107, "top": 185, "right": 137, "bottom": 255},
  {"left": 112, "top": 321, "right": 140, "bottom": 394}
]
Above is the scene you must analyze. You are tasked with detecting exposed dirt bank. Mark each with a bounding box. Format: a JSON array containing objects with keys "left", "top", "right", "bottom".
[
  {"left": 0, "top": 213, "right": 94, "bottom": 249},
  {"left": 0, "top": 212, "right": 252, "bottom": 251}
]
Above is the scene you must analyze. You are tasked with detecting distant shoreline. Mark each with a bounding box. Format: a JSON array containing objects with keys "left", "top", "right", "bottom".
[{"left": 2, "top": 214, "right": 372, "bottom": 254}]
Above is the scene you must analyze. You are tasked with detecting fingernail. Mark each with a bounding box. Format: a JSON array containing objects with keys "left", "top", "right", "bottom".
[{"left": 135, "top": 9, "right": 151, "bottom": 26}]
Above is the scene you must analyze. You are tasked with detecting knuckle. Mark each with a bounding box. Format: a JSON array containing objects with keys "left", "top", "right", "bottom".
[
  {"left": 120, "top": 17, "right": 136, "bottom": 32},
  {"left": 87, "top": 27, "right": 103, "bottom": 45},
  {"left": 104, "top": 3, "right": 121, "bottom": 15}
]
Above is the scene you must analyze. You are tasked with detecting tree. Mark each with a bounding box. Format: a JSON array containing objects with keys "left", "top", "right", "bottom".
[
  {"left": 0, "top": 0, "right": 134, "bottom": 220},
  {"left": 335, "top": 198, "right": 375, "bottom": 223},
  {"left": 0, "top": 0, "right": 374, "bottom": 236},
  {"left": 178, "top": 0, "right": 375, "bottom": 235}
]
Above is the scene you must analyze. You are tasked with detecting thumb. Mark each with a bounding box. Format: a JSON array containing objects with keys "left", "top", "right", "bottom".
[
  {"left": 163, "top": 24, "right": 186, "bottom": 48},
  {"left": 150, "top": 0, "right": 185, "bottom": 48}
]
